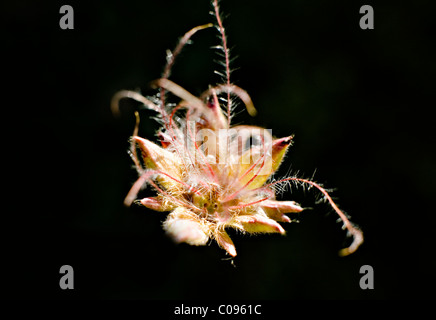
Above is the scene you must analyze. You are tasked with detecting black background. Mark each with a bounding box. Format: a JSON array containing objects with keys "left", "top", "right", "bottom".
[{"left": 3, "top": 0, "right": 435, "bottom": 300}]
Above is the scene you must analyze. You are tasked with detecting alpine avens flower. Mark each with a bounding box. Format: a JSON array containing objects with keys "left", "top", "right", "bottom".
[{"left": 112, "top": 0, "right": 363, "bottom": 258}]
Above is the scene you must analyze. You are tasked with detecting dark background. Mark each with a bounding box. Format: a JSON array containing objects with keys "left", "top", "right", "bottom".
[{"left": 3, "top": 0, "right": 435, "bottom": 299}]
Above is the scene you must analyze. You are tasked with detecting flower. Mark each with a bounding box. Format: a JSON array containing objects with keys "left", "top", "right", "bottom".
[
  {"left": 128, "top": 118, "right": 303, "bottom": 257},
  {"left": 112, "top": 0, "right": 363, "bottom": 257}
]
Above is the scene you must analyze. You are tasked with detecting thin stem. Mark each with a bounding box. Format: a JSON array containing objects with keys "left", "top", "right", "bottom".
[
  {"left": 111, "top": 90, "right": 160, "bottom": 116},
  {"left": 254, "top": 177, "right": 364, "bottom": 256},
  {"left": 213, "top": 0, "right": 232, "bottom": 126},
  {"left": 130, "top": 111, "right": 142, "bottom": 173},
  {"left": 160, "top": 23, "right": 213, "bottom": 126},
  {"left": 200, "top": 84, "right": 257, "bottom": 116}
]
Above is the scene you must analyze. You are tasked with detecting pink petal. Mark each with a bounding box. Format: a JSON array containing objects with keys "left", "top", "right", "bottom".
[
  {"left": 139, "top": 197, "right": 172, "bottom": 212},
  {"left": 235, "top": 215, "right": 286, "bottom": 234},
  {"left": 261, "top": 200, "right": 303, "bottom": 222},
  {"left": 215, "top": 230, "right": 237, "bottom": 257}
]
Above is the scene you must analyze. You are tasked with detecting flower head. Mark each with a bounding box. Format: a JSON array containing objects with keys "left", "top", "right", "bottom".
[{"left": 112, "top": 0, "right": 363, "bottom": 257}]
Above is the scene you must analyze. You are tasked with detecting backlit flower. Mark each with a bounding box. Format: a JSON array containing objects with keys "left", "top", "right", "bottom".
[{"left": 112, "top": 0, "right": 363, "bottom": 257}]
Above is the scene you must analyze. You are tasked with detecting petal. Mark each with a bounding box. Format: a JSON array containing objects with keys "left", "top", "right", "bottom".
[
  {"left": 237, "top": 135, "right": 293, "bottom": 190},
  {"left": 261, "top": 200, "right": 303, "bottom": 222},
  {"left": 133, "top": 136, "right": 182, "bottom": 189},
  {"left": 133, "top": 136, "right": 179, "bottom": 171},
  {"left": 163, "top": 208, "right": 209, "bottom": 246},
  {"left": 233, "top": 214, "right": 286, "bottom": 234},
  {"left": 215, "top": 230, "right": 237, "bottom": 257},
  {"left": 139, "top": 197, "right": 174, "bottom": 212}
]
